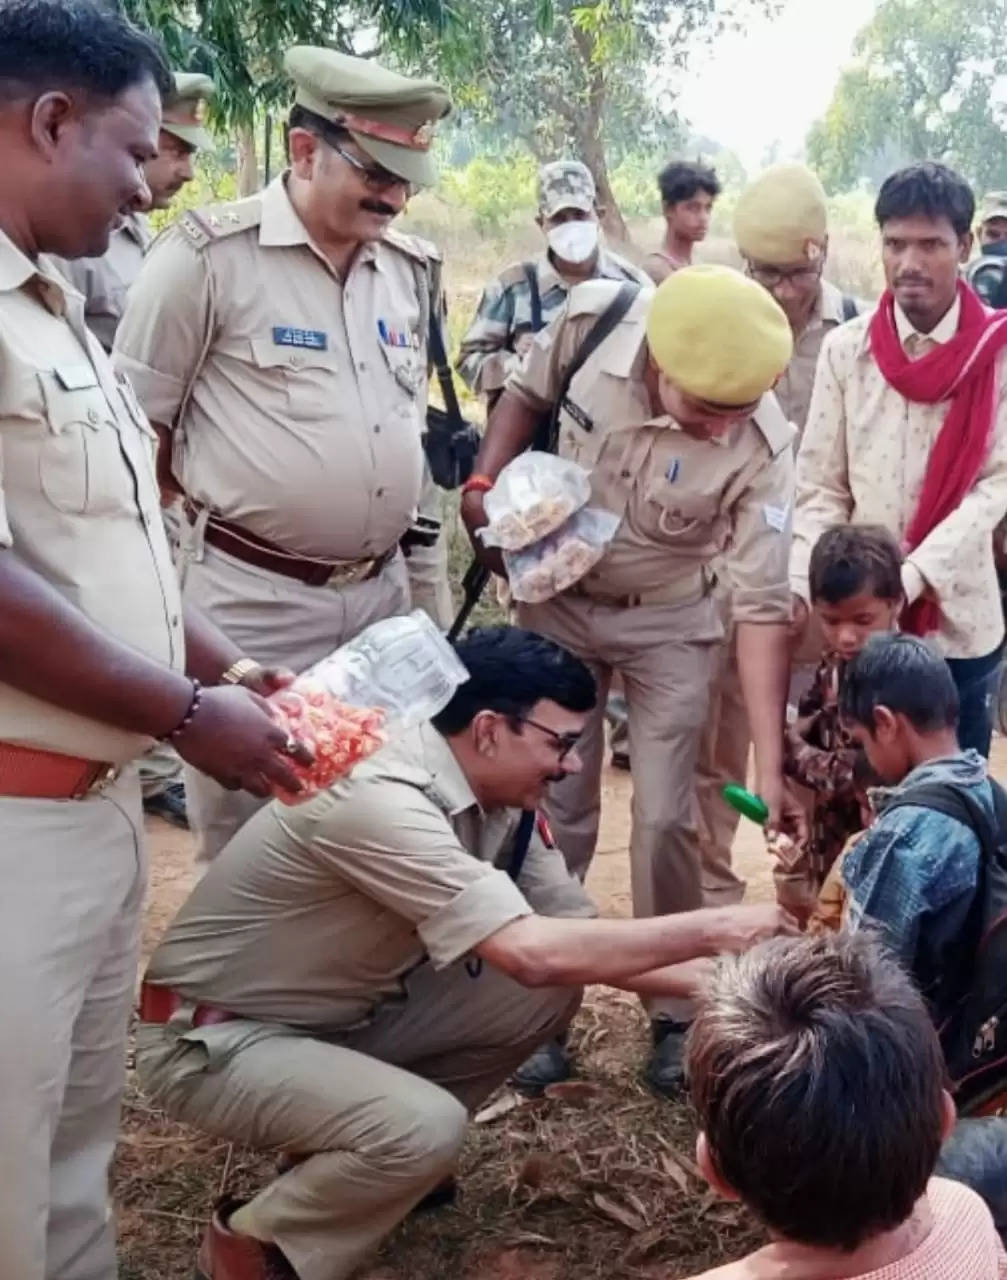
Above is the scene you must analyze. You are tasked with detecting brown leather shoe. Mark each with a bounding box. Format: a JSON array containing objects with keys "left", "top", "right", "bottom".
[{"left": 195, "top": 1196, "right": 297, "bottom": 1280}]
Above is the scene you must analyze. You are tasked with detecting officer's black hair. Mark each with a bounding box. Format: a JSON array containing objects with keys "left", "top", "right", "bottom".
[
  {"left": 286, "top": 103, "right": 352, "bottom": 159},
  {"left": 808, "top": 524, "right": 903, "bottom": 606},
  {"left": 875, "top": 162, "right": 975, "bottom": 238},
  {"left": 657, "top": 160, "right": 721, "bottom": 208},
  {"left": 0, "top": 0, "right": 171, "bottom": 105},
  {"left": 839, "top": 634, "right": 959, "bottom": 734},
  {"left": 432, "top": 626, "right": 596, "bottom": 735}
]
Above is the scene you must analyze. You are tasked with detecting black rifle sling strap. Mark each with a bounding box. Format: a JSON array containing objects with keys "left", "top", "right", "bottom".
[
  {"left": 544, "top": 281, "right": 640, "bottom": 454},
  {"left": 507, "top": 809, "right": 537, "bottom": 882},
  {"left": 427, "top": 303, "right": 465, "bottom": 431},
  {"left": 523, "top": 262, "right": 544, "bottom": 333}
]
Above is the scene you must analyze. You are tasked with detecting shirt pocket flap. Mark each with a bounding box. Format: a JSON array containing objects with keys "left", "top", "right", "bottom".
[
  {"left": 249, "top": 336, "right": 337, "bottom": 372},
  {"left": 37, "top": 370, "right": 113, "bottom": 434}
]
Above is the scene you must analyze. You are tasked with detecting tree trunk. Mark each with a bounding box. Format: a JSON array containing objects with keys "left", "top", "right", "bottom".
[
  {"left": 569, "top": 27, "right": 629, "bottom": 246},
  {"left": 236, "top": 121, "right": 259, "bottom": 196}
]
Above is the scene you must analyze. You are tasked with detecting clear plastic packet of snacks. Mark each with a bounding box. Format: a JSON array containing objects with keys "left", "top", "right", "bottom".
[
  {"left": 269, "top": 610, "right": 468, "bottom": 804},
  {"left": 480, "top": 451, "right": 592, "bottom": 550},
  {"left": 505, "top": 506, "right": 621, "bottom": 603}
]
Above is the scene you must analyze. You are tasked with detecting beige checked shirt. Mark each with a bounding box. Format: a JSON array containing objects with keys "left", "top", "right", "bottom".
[{"left": 792, "top": 298, "right": 1007, "bottom": 658}]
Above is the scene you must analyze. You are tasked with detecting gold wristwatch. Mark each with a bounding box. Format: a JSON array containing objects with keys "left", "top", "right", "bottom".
[{"left": 219, "top": 658, "right": 263, "bottom": 687}]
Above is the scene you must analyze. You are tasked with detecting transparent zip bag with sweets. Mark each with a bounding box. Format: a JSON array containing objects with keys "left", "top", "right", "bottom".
[
  {"left": 479, "top": 451, "right": 592, "bottom": 551},
  {"left": 269, "top": 610, "right": 468, "bottom": 804},
  {"left": 505, "top": 506, "right": 621, "bottom": 604}
]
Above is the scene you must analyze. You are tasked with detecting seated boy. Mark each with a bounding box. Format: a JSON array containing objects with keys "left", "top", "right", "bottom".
[
  {"left": 837, "top": 632, "right": 992, "bottom": 995},
  {"left": 775, "top": 524, "right": 902, "bottom": 918},
  {"left": 685, "top": 931, "right": 1007, "bottom": 1279}
]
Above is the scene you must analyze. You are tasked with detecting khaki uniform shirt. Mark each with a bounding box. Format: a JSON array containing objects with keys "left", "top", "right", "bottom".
[
  {"left": 114, "top": 176, "right": 435, "bottom": 562},
  {"left": 145, "top": 723, "right": 594, "bottom": 1030},
  {"left": 792, "top": 299, "right": 1007, "bottom": 658},
  {"left": 456, "top": 246, "right": 648, "bottom": 397},
  {"left": 506, "top": 280, "right": 795, "bottom": 624},
  {"left": 775, "top": 280, "right": 853, "bottom": 436},
  {"left": 0, "top": 231, "right": 182, "bottom": 763},
  {"left": 49, "top": 213, "right": 152, "bottom": 353}
]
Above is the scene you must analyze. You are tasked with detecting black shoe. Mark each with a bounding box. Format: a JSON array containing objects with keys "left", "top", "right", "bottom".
[
  {"left": 511, "top": 1037, "right": 571, "bottom": 1095},
  {"left": 143, "top": 782, "right": 190, "bottom": 830},
  {"left": 610, "top": 748, "right": 631, "bottom": 771},
  {"left": 645, "top": 1019, "right": 692, "bottom": 1099}
]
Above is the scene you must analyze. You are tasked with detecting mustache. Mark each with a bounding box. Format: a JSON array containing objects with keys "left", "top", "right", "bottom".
[
  {"left": 360, "top": 198, "right": 398, "bottom": 217},
  {"left": 894, "top": 275, "right": 931, "bottom": 287}
]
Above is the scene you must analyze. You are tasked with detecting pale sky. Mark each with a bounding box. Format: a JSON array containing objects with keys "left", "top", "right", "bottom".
[{"left": 676, "top": 0, "right": 881, "bottom": 171}]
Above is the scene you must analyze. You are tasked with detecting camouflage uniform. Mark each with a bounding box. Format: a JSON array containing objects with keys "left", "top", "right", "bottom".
[
  {"left": 456, "top": 161, "right": 648, "bottom": 398},
  {"left": 783, "top": 654, "right": 865, "bottom": 885}
]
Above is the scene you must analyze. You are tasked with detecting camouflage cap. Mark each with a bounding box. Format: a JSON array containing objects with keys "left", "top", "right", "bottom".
[
  {"left": 161, "top": 72, "right": 214, "bottom": 152},
  {"left": 284, "top": 47, "right": 451, "bottom": 187},
  {"left": 979, "top": 192, "right": 1007, "bottom": 225},
  {"left": 538, "top": 160, "right": 596, "bottom": 219},
  {"left": 734, "top": 163, "right": 828, "bottom": 266}
]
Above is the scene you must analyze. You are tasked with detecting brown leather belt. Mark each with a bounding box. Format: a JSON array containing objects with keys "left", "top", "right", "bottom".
[
  {"left": 0, "top": 742, "right": 116, "bottom": 799},
  {"left": 138, "top": 980, "right": 235, "bottom": 1029},
  {"left": 569, "top": 569, "right": 710, "bottom": 610},
  {"left": 184, "top": 501, "right": 393, "bottom": 588}
]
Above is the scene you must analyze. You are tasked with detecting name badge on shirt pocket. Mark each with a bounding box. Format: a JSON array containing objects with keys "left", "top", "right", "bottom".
[
  {"left": 272, "top": 326, "right": 328, "bottom": 351},
  {"left": 561, "top": 396, "right": 594, "bottom": 433},
  {"left": 54, "top": 363, "right": 99, "bottom": 391}
]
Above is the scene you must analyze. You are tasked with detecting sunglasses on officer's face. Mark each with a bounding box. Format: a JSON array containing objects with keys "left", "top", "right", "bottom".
[{"left": 327, "top": 136, "right": 415, "bottom": 197}]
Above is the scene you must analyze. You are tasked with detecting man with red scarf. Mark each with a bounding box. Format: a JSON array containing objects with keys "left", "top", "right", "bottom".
[{"left": 792, "top": 163, "right": 1007, "bottom": 756}]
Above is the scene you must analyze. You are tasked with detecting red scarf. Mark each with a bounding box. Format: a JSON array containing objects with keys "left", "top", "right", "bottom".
[{"left": 869, "top": 280, "right": 1007, "bottom": 635}]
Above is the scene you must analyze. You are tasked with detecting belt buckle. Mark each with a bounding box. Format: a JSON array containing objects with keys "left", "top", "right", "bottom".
[
  {"left": 89, "top": 764, "right": 119, "bottom": 795},
  {"left": 326, "top": 559, "right": 371, "bottom": 587}
]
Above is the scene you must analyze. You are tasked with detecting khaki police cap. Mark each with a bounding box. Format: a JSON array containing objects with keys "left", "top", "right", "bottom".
[
  {"left": 646, "top": 264, "right": 793, "bottom": 407},
  {"left": 161, "top": 72, "right": 214, "bottom": 151},
  {"left": 979, "top": 192, "right": 1007, "bottom": 225},
  {"left": 284, "top": 47, "right": 451, "bottom": 187},
  {"left": 734, "top": 163, "right": 828, "bottom": 266}
]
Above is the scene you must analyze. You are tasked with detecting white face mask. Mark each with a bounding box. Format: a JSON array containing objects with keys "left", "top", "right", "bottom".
[{"left": 547, "top": 219, "right": 600, "bottom": 265}]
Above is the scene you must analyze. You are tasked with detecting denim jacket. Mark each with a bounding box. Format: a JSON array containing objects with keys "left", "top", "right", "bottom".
[{"left": 842, "top": 751, "right": 990, "bottom": 998}]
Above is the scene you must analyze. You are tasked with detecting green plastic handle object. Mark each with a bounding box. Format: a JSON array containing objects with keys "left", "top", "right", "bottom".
[{"left": 722, "top": 783, "right": 769, "bottom": 826}]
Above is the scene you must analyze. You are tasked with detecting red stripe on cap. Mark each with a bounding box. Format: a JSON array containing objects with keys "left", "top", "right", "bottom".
[{"left": 333, "top": 111, "right": 434, "bottom": 151}]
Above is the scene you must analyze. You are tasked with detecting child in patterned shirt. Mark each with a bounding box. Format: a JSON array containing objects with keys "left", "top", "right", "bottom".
[{"left": 775, "top": 524, "right": 902, "bottom": 921}]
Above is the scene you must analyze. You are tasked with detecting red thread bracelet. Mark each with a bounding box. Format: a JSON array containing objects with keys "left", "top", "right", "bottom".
[{"left": 461, "top": 473, "right": 494, "bottom": 497}]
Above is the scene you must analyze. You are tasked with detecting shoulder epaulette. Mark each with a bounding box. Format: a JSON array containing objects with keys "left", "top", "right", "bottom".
[
  {"left": 567, "top": 277, "right": 648, "bottom": 323},
  {"left": 752, "top": 392, "right": 797, "bottom": 458},
  {"left": 176, "top": 197, "right": 263, "bottom": 251},
  {"left": 382, "top": 226, "right": 442, "bottom": 265}
]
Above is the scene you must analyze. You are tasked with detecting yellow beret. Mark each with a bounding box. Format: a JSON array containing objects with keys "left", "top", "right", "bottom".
[
  {"left": 646, "top": 264, "right": 793, "bottom": 406},
  {"left": 161, "top": 71, "right": 214, "bottom": 151},
  {"left": 284, "top": 47, "right": 451, "bottom": 187},
  {"left": 734, "top": 163, "right": 828, "bottom": 266}
]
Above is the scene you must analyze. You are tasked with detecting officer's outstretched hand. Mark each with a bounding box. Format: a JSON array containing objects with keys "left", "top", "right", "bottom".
[
  {"left": 708, "top": 902, "right": 800, "bottom": 954},
  {"left": 173, "top": 685, "right": 312, "bottom": 798}
]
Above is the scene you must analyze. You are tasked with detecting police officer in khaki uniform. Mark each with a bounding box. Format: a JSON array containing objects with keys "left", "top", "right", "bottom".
[
  {"left": 134, "top": 626, "right": 790, "bottom": 1280},
  {"left": 115, "top": 47, "right": 453, "bottom": 860},
  {"left": 462, "top": 266, "right": 802, "bottom": 1094},
  {"left": 0, "top": 7, "right": 310, "bottom": 1278},
  {"left": 51, "top": 70, "right": 215, "bottom": 830},
  {"left": 694, "top": 165, "right": 860, "bottom": 912}
]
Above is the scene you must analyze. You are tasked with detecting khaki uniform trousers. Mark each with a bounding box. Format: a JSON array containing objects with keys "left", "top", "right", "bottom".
[
  {"left": 136, "top": 961, "right": 579, "bottom": 1280},
  {"left": 0, "top": 772, "right": 145, "bottom": 1280},
  {"left": 178, "top": 529, "right": 410, "bottom": 860},
  {"left": 518, "top": 588, "right": 720, "bottom": 1020}
]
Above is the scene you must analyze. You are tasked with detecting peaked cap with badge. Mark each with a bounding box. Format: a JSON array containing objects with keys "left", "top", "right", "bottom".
[
  {"left": 284, "top": 47, "right": 451, "bottom": 187},
  {"left": 646, "top": 264, "right": 793, "bottom": 406},
  {"left": 162, "top": 71, "right": 215, "bottom": 151},
  {"left": 734, "top": 162, "right": 828, "bottom": 267}
]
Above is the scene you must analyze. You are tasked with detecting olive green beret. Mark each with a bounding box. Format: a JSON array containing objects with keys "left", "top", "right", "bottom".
[
  {"left": 646, "top": 264, "right": 793, "bottom": 406},
  {"left": 284, "top": 46, "right": 451, "bottom": 187},
  {"left": 161, "top": 71, "right": 214, "bottom": 151},
  {"left": 734, "top": 163, "right": 828, "bottom": 266}
]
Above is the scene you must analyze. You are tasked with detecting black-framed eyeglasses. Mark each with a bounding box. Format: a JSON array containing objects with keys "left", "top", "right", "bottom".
[
  {"left": 746, "top": 260, "right": 823, "bottom": 289},
  {"left": 327, "top": 134, "right": 414, "bottom": 195},
  {"left": 517, "top": 716, "right": 582, "bottom": 760}
]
